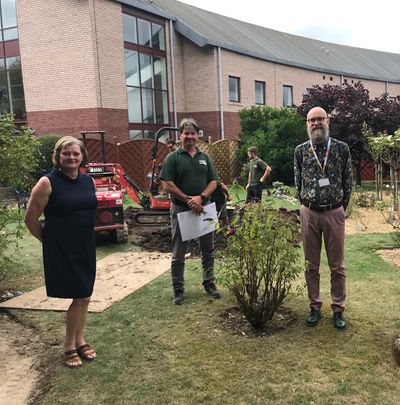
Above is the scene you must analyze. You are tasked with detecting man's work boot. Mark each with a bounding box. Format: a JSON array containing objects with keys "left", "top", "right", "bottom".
[
  {"left": 333, "top": 311, "right": 347, "bottom": 330},
  {"left": 204, "top": 284, "right": 221, "bottom": 299},
  {"left": 306, "top": 309, "right": 322, "bottom": 327},
  {"left": 172, "top": 291, "right": 184, "bottom": 305}
]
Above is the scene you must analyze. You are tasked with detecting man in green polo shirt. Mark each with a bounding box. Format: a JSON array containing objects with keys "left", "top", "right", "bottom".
[
  {"left": 160, "top": 118, "right": 221, "bottom": 305},
  {"left": 246, "top": 146, "right": 272, "bottom": 203}
]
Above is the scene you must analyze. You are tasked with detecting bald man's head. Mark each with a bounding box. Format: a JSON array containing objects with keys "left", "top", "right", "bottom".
[{"left": 306, "top": 107, "right": 330, "bottom": 144}]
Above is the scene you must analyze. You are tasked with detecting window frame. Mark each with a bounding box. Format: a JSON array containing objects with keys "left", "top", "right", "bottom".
[
  {"left": 255, "top": 80, "right": 265, "bottom": 105},
  {"left": 229, "top": 76, "right": 240, "bottom": 103},
  {"left": 122, "top": 8, "right": 169, "bottom": 139},
  {"left": 283, "top": 85, "right": 293, "bottom": 107}
]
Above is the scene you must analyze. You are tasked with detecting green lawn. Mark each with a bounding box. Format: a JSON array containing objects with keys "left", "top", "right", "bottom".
[{"left": 3, "top": 227, "right": 400, "bottom": 404}]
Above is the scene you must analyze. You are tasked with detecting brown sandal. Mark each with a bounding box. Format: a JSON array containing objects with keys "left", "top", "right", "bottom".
[
  {"left": 64, "top": 350, "right": 82, "bottom": 368},
  {"left": 77, "top": 344, "right": 97, "bottom": 361}
]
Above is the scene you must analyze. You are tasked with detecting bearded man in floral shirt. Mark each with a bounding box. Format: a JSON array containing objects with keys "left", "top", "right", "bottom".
[{"left": 294, "top": 106, "right": 352, "bottom": 330}]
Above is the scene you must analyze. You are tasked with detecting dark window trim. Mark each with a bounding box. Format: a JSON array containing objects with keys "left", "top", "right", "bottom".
[
  {"left": 124, "top": 41, "right": 165, "bottom": 57},
  {"left": 255, "top": 80, "right": 265, "bottom": 105},
  {"left": 229, "top": 75, "right": 240, "bottom": 103},
  {"left": 122, "top": 6, "right": 166, "bottom": 25}
]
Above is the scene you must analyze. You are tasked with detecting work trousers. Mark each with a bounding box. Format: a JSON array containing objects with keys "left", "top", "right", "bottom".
[
  {"left": 170, "top": 203, "right": 215, "bottom": 293},
  {"left": 300, "top": 205, "right": 346, "bottom": 313},
  {"left": 245, "top": 184, "right": 262, "bottom": 203}
]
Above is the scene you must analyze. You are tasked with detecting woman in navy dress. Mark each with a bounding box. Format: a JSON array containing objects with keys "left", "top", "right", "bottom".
[{"left": 25, "top": 136, "right": 98, "bottom": 368}]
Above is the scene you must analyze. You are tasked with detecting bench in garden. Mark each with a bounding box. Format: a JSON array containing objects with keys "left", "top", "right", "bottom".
[{"left": 0, "top": 187, "right": 28, "bottom": 209}]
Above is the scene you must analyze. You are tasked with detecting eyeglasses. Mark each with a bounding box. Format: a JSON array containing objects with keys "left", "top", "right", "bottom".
[{"left": 307, "top": 116, "right": 327, "bottom": 124}]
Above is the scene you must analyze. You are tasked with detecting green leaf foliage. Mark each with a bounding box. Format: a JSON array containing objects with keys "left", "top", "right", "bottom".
[
  {"left": 217, "top": 204, "right": 303, "bottom": 330},
  {"left": 35, "top": 135, "right": 60, "bottom": 178},
  {"left": 0, "top": 206, "right": 24, "bottom": 285},
  {"left": 238, "top": 106, "right": 307, "bottom": 185},
  {"left": 0, "top": 113, "right": 40, "bottom": 190},
  {"left": 0, "top": 113, "right": 40, "bottom": 288}
]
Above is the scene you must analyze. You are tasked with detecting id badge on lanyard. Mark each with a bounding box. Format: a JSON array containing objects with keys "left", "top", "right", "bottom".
[{"left": 310, "top": 138, "right": 331, "bottom": 187}]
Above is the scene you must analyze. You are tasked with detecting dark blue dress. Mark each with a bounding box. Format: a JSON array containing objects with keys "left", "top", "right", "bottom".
[{"left": 42, "top": 168, "right": 98, "bottom": 298}]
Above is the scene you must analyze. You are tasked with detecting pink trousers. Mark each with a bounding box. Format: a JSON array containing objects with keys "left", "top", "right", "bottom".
[{"left": 300, "top": 205, "right": 346, "bottom": 312}]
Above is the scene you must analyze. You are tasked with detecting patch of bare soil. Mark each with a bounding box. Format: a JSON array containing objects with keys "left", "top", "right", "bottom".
[
  {"left": 131, "top": 224, "right": 228, "bottom": 255},
  {"left": 377, "top": 249, "right": 400, "bottom": 267},
  {"left": 219, "top": 306, "right": 298, "bottom": 337},
  {"left": 0, "top": 311, "right": 53, "bottom": 405},
  {"left": 346, "top": 207, "right": 393, "bottom": 235}
]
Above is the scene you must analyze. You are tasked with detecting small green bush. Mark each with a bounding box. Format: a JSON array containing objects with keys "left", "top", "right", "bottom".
[
  {"left": 35, "top": 135, "right": 60, "bottom": 178},
  {"left": 0, "top": 206, "right": 24, "bottom": 285},
  {"left": 0, "top": 113, "right": 39, "bottom": 288},
  {"left": 217, "top": 204, "right": 303, "bottom": 330},
  {"left": 0, "top": 114, "right": 40, "bottom": 190},
  {"left": 353, "top": 192, "right": 377, "bottom": 208}
]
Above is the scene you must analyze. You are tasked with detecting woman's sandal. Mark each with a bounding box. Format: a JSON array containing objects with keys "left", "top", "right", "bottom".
[
  {"left": 64, "top": 350, "right": 82, "bottom": 368},
  {"left": 76, "top": 344, "right": 97, "bottom": 361}
]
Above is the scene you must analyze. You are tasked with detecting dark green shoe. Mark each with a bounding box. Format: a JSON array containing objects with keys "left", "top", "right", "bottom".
[
  {"left": 333, "top": 312, "right": 347, "bottom": 330},
  {"left": 306, "top": 309, "right": 322, "bottom": 327}
]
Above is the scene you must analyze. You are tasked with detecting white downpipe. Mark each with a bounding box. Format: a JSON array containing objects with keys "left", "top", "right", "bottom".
[
  {"left": 217, "top": 47, "right": 224, "bottom": 140},
  {"left": 169, "top": 20, "right": 178, "bottom": 135}
]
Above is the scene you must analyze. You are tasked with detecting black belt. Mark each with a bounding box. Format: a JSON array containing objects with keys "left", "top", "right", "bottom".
[{"left": 302, "top": 200, "right": 342, "bottom": 212}]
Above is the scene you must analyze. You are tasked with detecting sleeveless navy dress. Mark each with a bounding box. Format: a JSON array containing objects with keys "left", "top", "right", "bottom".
[{"left": 42, "top": 168, "right": 98, "bottom": 298}]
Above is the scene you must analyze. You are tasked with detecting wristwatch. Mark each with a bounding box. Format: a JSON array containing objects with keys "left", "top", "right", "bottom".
[{"left": 200, "top": 194, "right": 208, "bottom": 204}]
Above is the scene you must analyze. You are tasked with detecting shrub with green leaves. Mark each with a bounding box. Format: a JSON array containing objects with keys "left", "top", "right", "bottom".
[
  {"left": 353, "top": 192, "right": 377, "bottom": 208},
  {"left": 0, "top": 113, "right": 40, "bottom": 288},
  {"left": 238, "top": 106, "right": 307, "bottom": 185},
  {"left": 0, "top": 113, "right": 40, "bottom": 190},
  {"left": 217, "top": 204, "right": 303, "bottom": 330},
  {"left": 35, "top": 134, "right": 60, "bottom": 178},
  {"left": 0, "top": 206, "right": 24, "bottom": 285}
]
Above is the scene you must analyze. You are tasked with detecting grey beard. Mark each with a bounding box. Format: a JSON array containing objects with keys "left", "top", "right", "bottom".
[{"left": 308, "top": 127, "right": 329, "bottom": 144}]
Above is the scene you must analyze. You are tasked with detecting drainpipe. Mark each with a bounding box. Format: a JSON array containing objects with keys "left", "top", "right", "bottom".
[
  {"left": 92, "top": 0, "right": 103, "bottom": 130},
  {"left": 217, "top": 47, "right": 224, "bottom": 140},
  {"left": 385, "top": 81, "right": 388, "bottom": 94},
  {"left": 340, "top": 75, "right": 344, "bottom": 86},
  {"left": 169, "top": 20, "right": 177, "bottom": 137}
]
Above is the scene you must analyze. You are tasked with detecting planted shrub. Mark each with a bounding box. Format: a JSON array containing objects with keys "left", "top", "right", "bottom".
[
  {"left": 35, "top": 135, "right": 60, "bottom": 178},
  {"left": 218, "top": 204, "right": 303, "bottom": 330},
  {"left": 0, "top": 206, "right": 24, "bottom": 286}
]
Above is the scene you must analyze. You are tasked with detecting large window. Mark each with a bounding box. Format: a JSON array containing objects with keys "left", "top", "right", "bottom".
[
  {"left": 283, "top": 85, "right": 293, "bottom": 107},
  {"left": 229, "top": 76, "right": 240, "bottom": 102},
  {"left": 255, "top": 81, "right": 265, "bottom": 105},
  {"left": 0, "top": 0, "right": 25, "bottom": 121},
  {"left": 0, "top": 0, "right": 18, "bottom": 42},
  {"left": 0, "top": 56, "right": 25, "bottom": 120},
  {"left": 123, "top": 11, "right": 168, "bottom": 139}
]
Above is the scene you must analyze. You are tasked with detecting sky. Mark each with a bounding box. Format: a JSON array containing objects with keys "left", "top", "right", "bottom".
[{"left": 178, "top": 0, "right": 400, "bottom": 54}]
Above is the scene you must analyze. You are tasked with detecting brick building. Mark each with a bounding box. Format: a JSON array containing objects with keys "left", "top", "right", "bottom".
[{"left": 6, "top": 0, "right": 400, "bottom": 142}]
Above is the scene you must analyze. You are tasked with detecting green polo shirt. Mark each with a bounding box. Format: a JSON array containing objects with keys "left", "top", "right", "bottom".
[
  {"left": 249, "top": 157, "right": 267, "bottom": 186},
  {"left": 160, "top": 147, "right": 217, "bottom": 204}
]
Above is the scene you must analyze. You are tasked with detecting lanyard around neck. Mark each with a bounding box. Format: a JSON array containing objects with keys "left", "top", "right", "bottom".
[{"left": 309, "top": 138, "right": 331, "bottom": 175}]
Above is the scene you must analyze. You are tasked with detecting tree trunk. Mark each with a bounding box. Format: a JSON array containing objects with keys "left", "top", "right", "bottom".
[
  {"left": 355, "top": 161, "right": 362, "bottom": 187},
  {"left": 394, "top": 169, "right": 398, "bottom": 212},
  {"left": 390, "top": 165, "right": 398, "bottom": 211},
  {"left": 376, "top": 160, "right": 383, "bottom": 200}
]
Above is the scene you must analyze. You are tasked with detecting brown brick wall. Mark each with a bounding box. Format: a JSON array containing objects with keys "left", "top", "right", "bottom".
[
  {"left": 17, "top": 0, "right": 127, "bottom": 111},
  {"left": 175, "top": 111, "right": 239, "bottom": 141},
  {"left": 28, "top": 108, "right": 129, "bottom": 143},
  {"left": 223, "top": 112, "right": 241, "bottom": 140}
]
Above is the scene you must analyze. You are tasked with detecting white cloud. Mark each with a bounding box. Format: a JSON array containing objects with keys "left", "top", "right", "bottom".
[{"left": 178, "top": 0, "right": 400, "bottom": 54}]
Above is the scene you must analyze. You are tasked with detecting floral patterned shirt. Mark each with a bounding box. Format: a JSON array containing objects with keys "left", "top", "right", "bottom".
[{"left": 294, "top": 137, "right": 352, "bottom": 209}]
